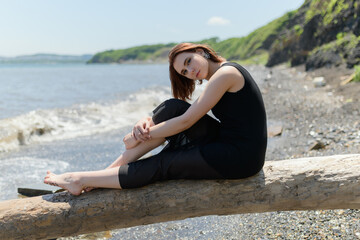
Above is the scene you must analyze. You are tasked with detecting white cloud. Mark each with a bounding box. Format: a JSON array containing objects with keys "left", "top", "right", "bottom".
[{"left": 207, "top": 17, "right": 231, "bottom": 26}]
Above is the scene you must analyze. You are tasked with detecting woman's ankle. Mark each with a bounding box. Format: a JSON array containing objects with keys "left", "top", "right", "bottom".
[{"left": 69, "top": 172, "right": 85, "bottom": 187}]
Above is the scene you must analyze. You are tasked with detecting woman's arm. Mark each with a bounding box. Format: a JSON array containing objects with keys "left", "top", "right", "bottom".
[{"left": 148, "top": 66, "right": 245, "bottom": 139}]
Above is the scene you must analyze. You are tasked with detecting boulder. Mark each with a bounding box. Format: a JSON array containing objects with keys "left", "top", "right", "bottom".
[
  {"left": 346, "top": 44, "right": 360, "bottom": 68},
  {"left": 305, "top": 50, "right": 342, "bottom": 71}
]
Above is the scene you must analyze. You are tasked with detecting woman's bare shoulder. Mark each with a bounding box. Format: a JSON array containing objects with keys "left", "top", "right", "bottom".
[
  {"left": 210, "top": 64, "right": 244, "bottom": 91},
  {"left": 212, "top": 64, "right": 244, "bottom": 80}
]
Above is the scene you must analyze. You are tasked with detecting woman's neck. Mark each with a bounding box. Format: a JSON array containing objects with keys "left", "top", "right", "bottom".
[{"left": 205, "top": 60, "right": 226, "bottom": 80}]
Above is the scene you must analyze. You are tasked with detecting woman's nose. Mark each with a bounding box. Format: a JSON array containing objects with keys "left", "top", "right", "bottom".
[{"left": 187, "top": 66, "right": 195, "bottom": 74}]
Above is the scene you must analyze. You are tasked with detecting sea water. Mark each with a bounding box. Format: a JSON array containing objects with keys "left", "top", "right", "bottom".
[
  {"left": 0, "top": 64, "right": 172, "bottom": 152},
  {"left": 0, "top": 63, "right": 174, "bottom": 200}
]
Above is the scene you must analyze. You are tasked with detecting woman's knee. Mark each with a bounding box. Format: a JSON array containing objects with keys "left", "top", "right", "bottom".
[{"left": 152, "top": 98, "right": 190, "bottom": 124}]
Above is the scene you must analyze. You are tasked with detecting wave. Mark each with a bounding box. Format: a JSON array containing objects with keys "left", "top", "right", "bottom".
[
  {"left": 0, "top": 86, "right": 172, "bottom": 152},
  {"left": 0, "top": 157, "right": 70, "bottom": 200}
]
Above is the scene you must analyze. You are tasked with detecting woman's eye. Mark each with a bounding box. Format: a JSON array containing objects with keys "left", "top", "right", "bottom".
[
  {"left": 183, "top": 70, "right": 188, "bottom": 75},
  {"left": 187, "top": 58, "right": 191, "bottom": 65}
]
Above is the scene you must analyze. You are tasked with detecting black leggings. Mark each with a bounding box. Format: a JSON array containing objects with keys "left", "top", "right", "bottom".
[{"left": 118, "top": 99, "right": 223, "bottom": 189}]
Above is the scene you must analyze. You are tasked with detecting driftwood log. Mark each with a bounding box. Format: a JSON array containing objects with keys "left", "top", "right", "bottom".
[{"left": 0, "top": 154, "right": 359, "bottom": 239}]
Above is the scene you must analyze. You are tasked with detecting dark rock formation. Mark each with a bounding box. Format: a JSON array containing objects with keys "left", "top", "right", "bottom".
[
  {"left": 305, "top": 49, "right": 343, "bottom": 70},
  {"left": 346, "top": 43, "right": 360, "bottom": 68},
  {"left": 298, "top": 14, "right": 322, "bottom": 51},
  {"left": 266, "top": 0, "right": 360, "bottom": 70}
]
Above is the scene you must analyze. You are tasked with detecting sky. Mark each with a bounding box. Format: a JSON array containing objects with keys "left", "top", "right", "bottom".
[{"left": 0, "top": 0, "right": 304, "bottom": 57}]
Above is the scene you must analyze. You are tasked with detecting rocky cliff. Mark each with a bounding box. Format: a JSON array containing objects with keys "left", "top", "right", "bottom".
[{"left": 266, "top": 0, "right": 360, "bottom": 70}]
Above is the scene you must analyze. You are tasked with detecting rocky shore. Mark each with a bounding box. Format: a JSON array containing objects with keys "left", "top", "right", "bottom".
[
  {"left": 60, "top": 64, "right": 360, "bottom": 239},
  {"left": 235, "top": 63, "right": 360, "bottom": 240},
  {"left": 263, "top": 63, "right": 359, "bottom": 160},
  {"left": 241, "top": 63, "right": 360, "bottom": 239}
]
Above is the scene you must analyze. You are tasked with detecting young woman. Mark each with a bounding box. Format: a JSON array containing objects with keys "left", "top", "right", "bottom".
[{"left": 44, "top": 43, "right": 267, "bottom": 195}]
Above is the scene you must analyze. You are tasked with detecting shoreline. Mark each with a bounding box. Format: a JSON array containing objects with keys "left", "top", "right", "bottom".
[{"left": 2, "top": 63, "right": 359, "bottom": 239}]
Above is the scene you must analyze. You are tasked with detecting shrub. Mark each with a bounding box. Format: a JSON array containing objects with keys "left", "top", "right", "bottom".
[{"left": 354, "top": 65, "right": 360, "bottom": 82}]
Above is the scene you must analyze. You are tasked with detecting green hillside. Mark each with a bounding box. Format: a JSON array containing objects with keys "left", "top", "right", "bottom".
[
  {"left": 88, "top": 0, "right": 360, "bottom": 70},
  {"left": 88, "top": 43, "right": 176, "bottom": 63}
]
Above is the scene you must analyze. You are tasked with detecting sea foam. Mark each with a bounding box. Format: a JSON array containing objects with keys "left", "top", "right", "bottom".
[{"left": 0, "top": 86, "right": 172, "bottom": 152}]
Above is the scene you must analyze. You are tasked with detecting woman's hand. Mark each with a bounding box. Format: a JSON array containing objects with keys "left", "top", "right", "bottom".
[
  {"left": 123, "top": 117, "right": 153, "bottom": 150},
  {"left": 132, "top": 117, "right": 152, "bottom": 142}
]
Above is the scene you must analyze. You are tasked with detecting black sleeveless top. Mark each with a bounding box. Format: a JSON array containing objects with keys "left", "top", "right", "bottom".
[
  {"left": 212, "top": 62, "right": 267, "bottom": 145},
  {"left": 201, "top": 62, "right": 267, "bottom": 178}
]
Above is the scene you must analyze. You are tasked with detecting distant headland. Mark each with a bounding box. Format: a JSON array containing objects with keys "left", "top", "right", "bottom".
[{"left": 0, "top": 54, "right": 93, "bottom": 64}]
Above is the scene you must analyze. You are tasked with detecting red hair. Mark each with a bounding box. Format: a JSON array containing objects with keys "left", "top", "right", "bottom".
[{"left": 168, "top": 43, "right": 224, "bottom": 101}]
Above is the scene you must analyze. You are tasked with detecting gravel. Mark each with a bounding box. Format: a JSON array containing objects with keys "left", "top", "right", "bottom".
[{"left": 61, "top": 64, "right": 360, "bottom": 240}]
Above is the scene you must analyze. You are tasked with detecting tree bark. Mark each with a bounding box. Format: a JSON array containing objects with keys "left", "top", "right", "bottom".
[{"left": 0, "top": 154, "right": 359, "bottom": 239}]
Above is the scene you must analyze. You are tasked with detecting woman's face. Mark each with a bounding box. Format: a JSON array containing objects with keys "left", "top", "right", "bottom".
[{"left": 173, "top": 49, "right": 209, "bottom": 80}]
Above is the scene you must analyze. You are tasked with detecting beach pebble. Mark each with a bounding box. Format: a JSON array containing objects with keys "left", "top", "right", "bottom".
[
  {"left": 309, "top": 141, "right": 326, "bottom": 151},
  {"left": 268, "top": 125, "right": 283, "bottom": 137},
  {"left": 313, "top": 77, "right": 326, "bottom": 87}
]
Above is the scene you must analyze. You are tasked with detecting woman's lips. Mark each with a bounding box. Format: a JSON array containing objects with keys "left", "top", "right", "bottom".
[{"left": 196, "top": 70, "right": 200, "bottom": 78}]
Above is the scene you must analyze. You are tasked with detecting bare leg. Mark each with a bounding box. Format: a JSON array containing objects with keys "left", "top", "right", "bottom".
[
  {"left": 107, "top": 117, "right": 164, "bottom": 168},
  {"left": 107, "top": 137, "right": 165, "bottom": 168},
  {"left": 44, "top": 167, "right": 121, "bottom": 195},
  {"left": 45, "top": 137, "right": 166, "bottom": 195}
]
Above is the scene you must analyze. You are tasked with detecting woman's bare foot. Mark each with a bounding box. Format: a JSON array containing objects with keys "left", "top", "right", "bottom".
[{"left": 44, "top": 171, "right": 84, "bottom": 196}]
